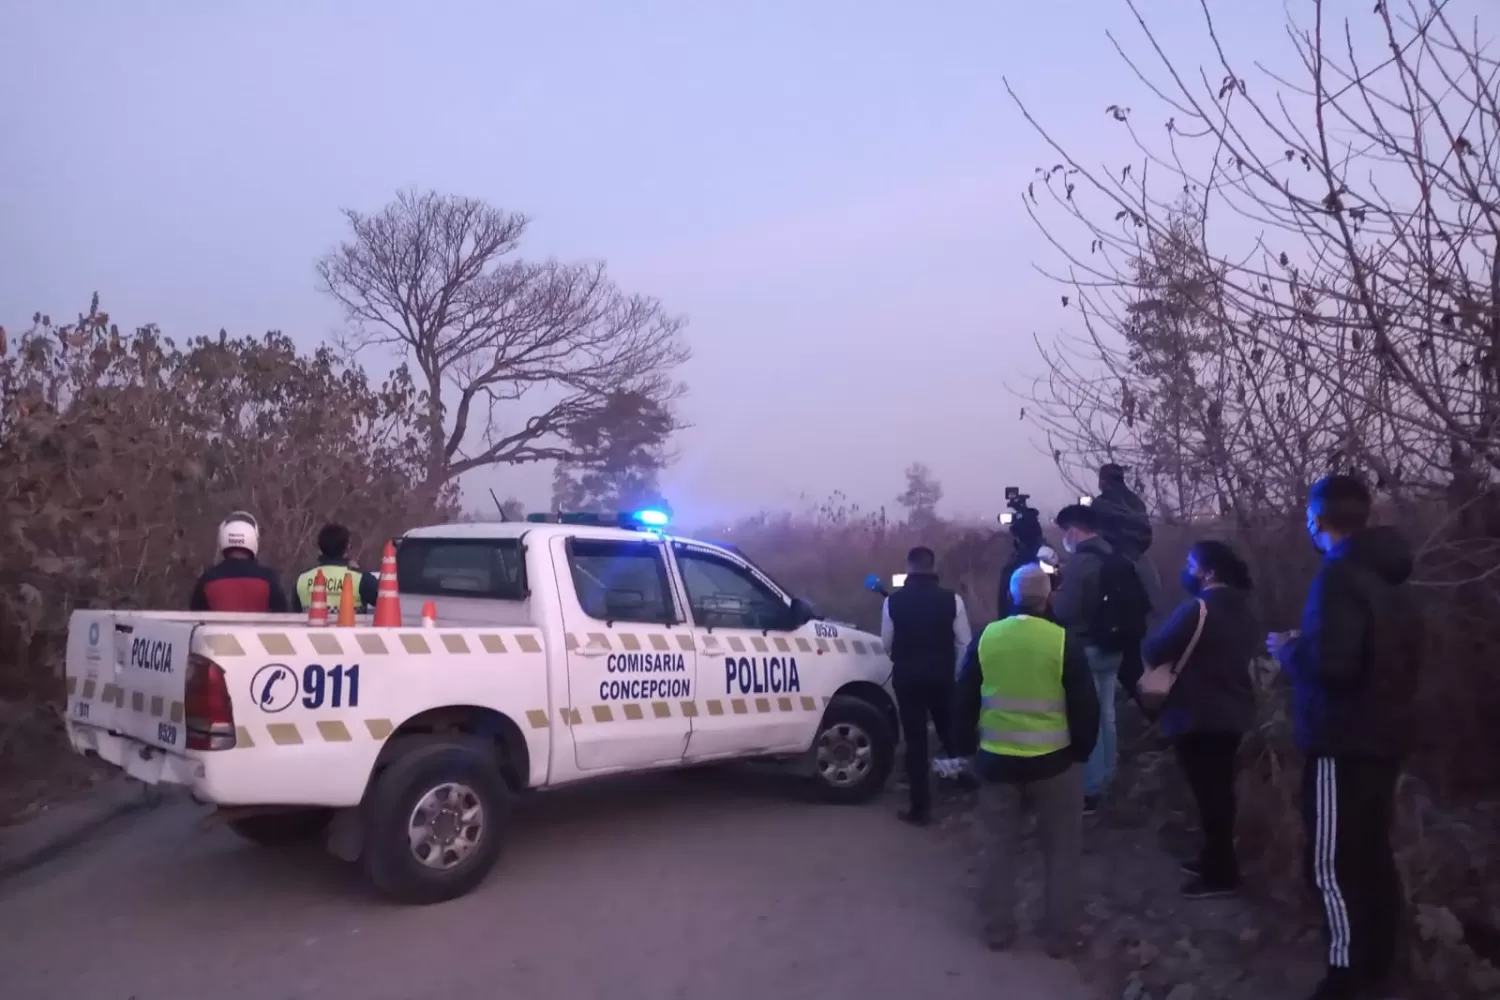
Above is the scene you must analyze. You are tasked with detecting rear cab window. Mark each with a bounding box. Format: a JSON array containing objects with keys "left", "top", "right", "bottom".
[
  {"left": 395, "top": 538, "right": 527, "bottom": 599},
  {"left": 566, "top": 538, "right": 679, "bottom": 624}
]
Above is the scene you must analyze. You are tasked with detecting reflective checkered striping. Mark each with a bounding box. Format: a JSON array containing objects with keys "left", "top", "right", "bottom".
[
  {"left": 66, "top": 623, "right": 876, "bottom": 750},
  {"left": 190, "top": 628, "right": 885, "bottom": 659}
]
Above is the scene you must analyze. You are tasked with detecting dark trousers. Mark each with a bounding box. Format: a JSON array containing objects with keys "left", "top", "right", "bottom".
[
  {"left": 1301, "top": 755, "right": 1402, "bottom": 981},
  {"left": 1173, "top": 731, "right": 1242, "bottom": 885},
  {"left": 892, "top": 670, "right": 956, "bottom": 815}
]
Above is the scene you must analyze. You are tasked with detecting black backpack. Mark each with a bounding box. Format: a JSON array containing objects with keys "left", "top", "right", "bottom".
[{"left": 1092, "top": 552, "right": 1151, "bottom": 653}]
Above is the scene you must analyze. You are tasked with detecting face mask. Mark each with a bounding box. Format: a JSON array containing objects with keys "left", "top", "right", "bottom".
[
  {"left": 1180, "top": 569, "right": 1202, "bottom": 596},
  {"left": 1062, "top": 535, "right": 1077, "bottom": 555},
  {"left": 1306, "top": 510, "right": 1327, "bottom": 553}
]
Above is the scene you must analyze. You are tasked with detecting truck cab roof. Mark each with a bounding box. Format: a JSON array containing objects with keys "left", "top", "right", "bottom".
[{"left": 401, "top": 519, "right": 731, "bottom": 554}]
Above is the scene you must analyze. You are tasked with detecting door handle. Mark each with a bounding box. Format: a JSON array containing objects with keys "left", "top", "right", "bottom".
[{"left": 574, "top": 648, "right": 609, "bottom": 659}]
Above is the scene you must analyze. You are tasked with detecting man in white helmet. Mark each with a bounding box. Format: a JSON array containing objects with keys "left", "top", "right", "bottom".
[{"left": 188, "top": 511, "right": 289, "bottom": 613}]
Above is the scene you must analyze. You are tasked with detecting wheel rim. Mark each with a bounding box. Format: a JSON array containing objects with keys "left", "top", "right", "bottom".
[
  {"left": 815, "top": 721, "right": 874, "bottom": 787},
  {"left": 407, "top": 782, "right": 485, "bottom": 870}
]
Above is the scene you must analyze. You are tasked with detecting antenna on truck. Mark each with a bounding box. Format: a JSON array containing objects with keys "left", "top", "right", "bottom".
[{"left": 489, "top": 488, "right": 509, "bottom": 522}]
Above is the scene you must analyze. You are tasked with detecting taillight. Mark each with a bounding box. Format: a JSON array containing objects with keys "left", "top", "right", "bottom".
[{"left": 184, "top": 653, "right": 236, "bottom": 751}]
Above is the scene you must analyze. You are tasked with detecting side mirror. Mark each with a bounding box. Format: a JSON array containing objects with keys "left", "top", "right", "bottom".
[
  {"left": 789, "top": 597, "right": 817, "bottom": 627},
  {"left": 862, "top": 574, "right": 883, "bottom": 593}
]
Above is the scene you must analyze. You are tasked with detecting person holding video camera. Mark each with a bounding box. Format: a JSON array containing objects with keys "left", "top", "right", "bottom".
[
  {"left": 1051, "top": 502, "right": 1150, "bottom": 813},
  {"left": 996, "top": 488, "right": 1051, "bottom": 619}
]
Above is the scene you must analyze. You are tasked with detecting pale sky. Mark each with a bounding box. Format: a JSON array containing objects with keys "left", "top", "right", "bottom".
[{"left": 1, "top": 0, "right": 1373, "bottom": 523}]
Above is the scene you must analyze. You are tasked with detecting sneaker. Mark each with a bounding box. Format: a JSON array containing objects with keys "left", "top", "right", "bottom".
[
  {"left": 1179, "top": 875, "right": 1238, "bottom": 899},
  {"left": 1082, "top": 795, "right": 1100, "bottom": 816}
]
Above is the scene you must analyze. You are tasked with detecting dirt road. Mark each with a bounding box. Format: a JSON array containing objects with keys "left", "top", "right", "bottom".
[{"left": 0, "top": 770, "right": 1094, "bottom": 1000}]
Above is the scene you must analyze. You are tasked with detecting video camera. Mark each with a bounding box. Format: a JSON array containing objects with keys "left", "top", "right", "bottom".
[{"left": 998, "top": 486, "right": 1044, "bottom": 563}]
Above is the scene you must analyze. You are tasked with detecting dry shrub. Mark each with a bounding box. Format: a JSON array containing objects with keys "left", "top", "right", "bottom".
[
  {"left": 0, "top": 296, "right": 457, "bottom": 704},
  {"left": 697, "top": 493, "right": 1010, "bottom": 632}
]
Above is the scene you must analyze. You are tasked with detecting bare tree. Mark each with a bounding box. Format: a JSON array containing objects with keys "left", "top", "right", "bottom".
[
  {"left": 1010, "top": 0, "right": 1498, "bottom": 520},
  {"left": 317, "top": 189, "right": 691, "bottom": 488},
  {"left": 1005, "top": 0, "right": 1500, "bottom": 817}
]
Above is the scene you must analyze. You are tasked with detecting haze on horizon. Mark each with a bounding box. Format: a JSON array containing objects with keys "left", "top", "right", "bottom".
[{"left": 1, "top": 0, "right": 1325, "bottom": 525}]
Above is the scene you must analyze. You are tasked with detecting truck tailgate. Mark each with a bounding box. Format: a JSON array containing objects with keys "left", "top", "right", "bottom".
[{"left": 66, "top": 610, "right": 195, "bottom": 767}]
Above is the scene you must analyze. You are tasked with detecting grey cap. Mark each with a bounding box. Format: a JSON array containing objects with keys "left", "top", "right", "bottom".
[{"left": 1009, "top": 562, "right": 1052, "bottom": 608}]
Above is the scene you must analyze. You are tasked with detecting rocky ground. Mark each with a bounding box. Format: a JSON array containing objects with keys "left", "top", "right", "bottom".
[
  {"left": 918, "top": 701, "right": 1500, "bottom": 1000},
  {"left": 922, "top": 761, "right": 1323, "bottom": 997}
]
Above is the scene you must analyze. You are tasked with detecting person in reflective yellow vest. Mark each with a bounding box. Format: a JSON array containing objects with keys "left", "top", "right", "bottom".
[
  {"left": 290, "top": 523, "right": 379, "bottom": 614},
  {"left": 953, "top": 562, "right": 1101, "bottom": 957}
]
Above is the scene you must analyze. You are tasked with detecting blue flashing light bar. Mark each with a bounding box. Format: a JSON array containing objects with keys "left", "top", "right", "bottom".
[
  {"left": 632, "top": 508, "right": 670, "bottom": 528},
  {"left": 523, "top": 510, "right": 671, "bottom": 531}
]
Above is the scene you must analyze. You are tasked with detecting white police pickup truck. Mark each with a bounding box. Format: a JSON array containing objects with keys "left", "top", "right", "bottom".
[{"left": 62, "top": 511, "right": 897, "bottom": 904}]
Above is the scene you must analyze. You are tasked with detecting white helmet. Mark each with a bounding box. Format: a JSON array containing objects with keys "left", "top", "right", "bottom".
[{"left": 217, "top": 511, "right": 260, "bottom": 558}]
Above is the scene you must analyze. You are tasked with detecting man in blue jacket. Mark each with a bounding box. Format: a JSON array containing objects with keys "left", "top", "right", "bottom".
[{"left": 1269, "top": 475, "right": 1422, "bottom": 1000}]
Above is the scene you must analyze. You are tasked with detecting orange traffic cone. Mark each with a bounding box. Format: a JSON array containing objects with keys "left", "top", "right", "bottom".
[
  {"left": 421, "top": 600, "right": 437, "bottom": 628},
  {"left": 372, "top": 541, "right": 402, "bottom": 627},
  {"left": 335, "top": 572, "right": 357, "bottom": 627},
  {"left": 306, "top": 569, "right": 329, "bottom": 626}
]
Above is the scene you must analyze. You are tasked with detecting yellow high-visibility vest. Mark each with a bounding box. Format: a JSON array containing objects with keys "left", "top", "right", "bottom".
[
  {"left": 977, "top": 615, "right": 1071, "bottom": 757},
  {"left": 296, "top": 564, "right": 366, "bottom": 611}
]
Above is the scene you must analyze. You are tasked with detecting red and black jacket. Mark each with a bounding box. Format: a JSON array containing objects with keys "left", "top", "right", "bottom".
[{"left": 189, "top": 558, "right": 290, "bottom": 614}]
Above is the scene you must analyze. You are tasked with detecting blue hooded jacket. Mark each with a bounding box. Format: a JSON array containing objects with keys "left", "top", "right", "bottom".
[{"left": 1277, "top": 526, "right": 1422, "bottom": 759}]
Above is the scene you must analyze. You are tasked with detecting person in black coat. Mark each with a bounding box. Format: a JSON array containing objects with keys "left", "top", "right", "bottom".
[
  {"left": 880, "top": 546, "right": 972, "bottom": 825},
  {"left": 1141, "top": 540, "right": 1260, "bottom": 900}
]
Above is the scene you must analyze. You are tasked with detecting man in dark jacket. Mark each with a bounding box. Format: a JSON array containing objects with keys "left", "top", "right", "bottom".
[
  {"left": 1092, "top": 463, "right": 1152, "bottom": 562},
  {"left": 189, "top": 511, "right": 289, "bottom": 614},
  {"left": 1269, "top": 475, "right": 1422, "bottom": 1000},
  {"left": 880, "top": 546, "right": 972, "bottom": 825},
  {"left": 1051, "top": 503, "right": 1148, "bottom": 812},
  {"left": 1092, "top": 463, "right": 1162, "bottom": 688},
  {"left": 954, "top": 562, "right": 1100, "bottom": 955}
]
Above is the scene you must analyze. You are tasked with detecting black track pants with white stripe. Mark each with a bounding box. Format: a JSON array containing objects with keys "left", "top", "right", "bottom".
[{"left": 1300, "top": 755, "right": 1402, "bottom": 980}]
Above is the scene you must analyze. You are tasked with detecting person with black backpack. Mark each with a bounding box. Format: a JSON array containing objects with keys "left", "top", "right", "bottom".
[{"left": 1050, "top": 503, "right": 1150, "bottom": 813}]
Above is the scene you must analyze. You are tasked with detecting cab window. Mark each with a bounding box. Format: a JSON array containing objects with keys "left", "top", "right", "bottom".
[
  {"left": 675, "top": 547, "right": 791, "bottom": 630},
  {"left": 567, "top": 539, "right": 677, "bottom": 625},
  {"left": 396, "top": 538, "right": 526, "bottom": 599}
]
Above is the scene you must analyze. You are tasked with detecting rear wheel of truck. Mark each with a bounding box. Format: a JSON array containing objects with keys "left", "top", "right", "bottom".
[
  {"left": 360, "top": 738, "right": 511, "bottom": 905},
  {"left": 227, "top": 809, "right": 334, "bottom": 847},
  {"left": 811, "top": 695, "right": 895, "bottom": 804}
]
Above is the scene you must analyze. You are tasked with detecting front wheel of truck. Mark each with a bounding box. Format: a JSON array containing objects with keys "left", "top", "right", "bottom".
[
  {"left": 810, "top": 695, "right": 896, "bottom": 804},
  {"left": 360, "top": 737, "right": 511, "bottom": 905}
]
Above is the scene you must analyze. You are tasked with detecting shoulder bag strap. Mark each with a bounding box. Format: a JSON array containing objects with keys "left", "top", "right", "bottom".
[{"left": 1170, "top": 599, "right": 1208, "bottom": 675}]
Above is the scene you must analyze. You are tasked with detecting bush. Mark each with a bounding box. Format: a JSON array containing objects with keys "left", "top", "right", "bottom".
[{"left": 0, "top": 297, "right": 456, "bottom": 701}]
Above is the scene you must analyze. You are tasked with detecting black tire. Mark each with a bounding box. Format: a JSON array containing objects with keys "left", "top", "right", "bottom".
[
  {"left": 810, "top": 694, "right": 896, "bottom": 804},
  {"left": 227, "top": 808, "right": 334, "bottom": 847},
  {"left": 359, "top": 737, "right": 510, "bottom": 905}
]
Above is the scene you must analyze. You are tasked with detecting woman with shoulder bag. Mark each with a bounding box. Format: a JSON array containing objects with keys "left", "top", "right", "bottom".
[{"left": 1139, "top": 540, "right": 1260, "bottom": 899}]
